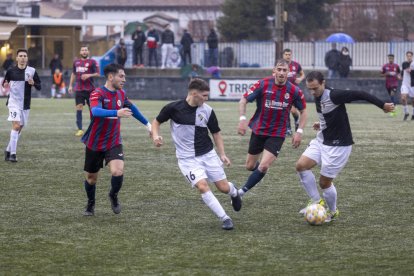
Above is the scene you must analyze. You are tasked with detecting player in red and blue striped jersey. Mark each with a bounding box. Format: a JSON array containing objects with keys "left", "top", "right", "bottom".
[
  {"left": 237, "top": 59, "right": 308, "bottom": 197},
  {"left": 81, "top": 63, "right": 151, "bottom": 216}
]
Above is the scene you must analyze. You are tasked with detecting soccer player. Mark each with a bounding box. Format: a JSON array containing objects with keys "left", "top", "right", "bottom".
[
  {"left": 283, "top": 48, "right": 305, "bottom": 135},
  {"left": 400, "top": 51, "right": 414, "bottom": 121},
  {"left": 296, "top": 71, "right": 395, "bottom": 222},
  {"left": 237, "top": 59, "right": 308, "bottom": 197},
  {"left": 3, "top": 48, "right": 41, "bottom": 162},
  {"left": 381, "top": 54, "right": 401, "bottom": 112},
  {"left": 68, "top": 46, "right": 99, "bottom": 137},
  {"left": 81, "top": 63, "right": 151, "bottom": 216},
  {"left": 151, "top": 78, "right": 242, "bottom": 230}
]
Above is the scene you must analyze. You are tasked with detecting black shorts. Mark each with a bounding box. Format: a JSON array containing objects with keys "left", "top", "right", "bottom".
[
  {"left": 84, "top": 144, "right": 124, "bottom": 173},
  {"left": 248, "top": 132, "right": 285, "bottom": 157},
  {"left": 75, "top": 90, "right": 92, "bottom": 106}
]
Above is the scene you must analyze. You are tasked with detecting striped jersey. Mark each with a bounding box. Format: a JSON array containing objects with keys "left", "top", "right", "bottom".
[
  {"left": 72, "top": 58, "right": 98, "bottom": 92},
  {"left": 315, "top": 88, "right": 385, "bottom": 146},
  {"left": 401, "top": 61, "right": 414, "bottom": 87},
  {"left": 381, "top": 62, "right": 400, "bottom": 88},
  {"left": 287, "top": 60, "right": 302, "bottom": 83},
  {"left": 81, "top": 86, "right": 132, "bottom": 151},
  {"left": 155, "top": 100, "right": 220, "bottom": 159},
  {"left": 244, "top": 77, "right": 306, "bottom": 137},
  {"left": 3, "top": 65, "right": 41, "bottom": 110}
]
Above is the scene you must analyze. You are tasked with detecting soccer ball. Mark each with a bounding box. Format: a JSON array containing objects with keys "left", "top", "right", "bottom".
[{"left": 304, "top": 204, "right": 327, "bottom": 225}]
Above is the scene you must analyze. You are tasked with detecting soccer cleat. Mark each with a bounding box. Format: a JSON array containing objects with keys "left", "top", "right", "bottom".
[
  {"left": 324, "top": 209, "right": 339, "bottom": 223},
  {"left": 403, "top": 113, "right": 409, "bottom": 121},
  {"left": 231, "top": 190, "right": 242, "bottom": 212},
  {"left": 83, "top": 200, "right": 95, "bottom": 216},
  {"left": 9, "top": 154, "right": 17, "bottom": 163},
  {"left": 4, "top": 151, "right": 10, "bottom": 161},
  {"left": 108, "top": 193, "right": 121, "bottom": 214},
  {"left": 75, "top": 129, "right": 84, "bottom": 137},
  {"left": 299, "top": 198, "right": 326, "bottom": 215},
  {"left": 222, "top": 218, "right": 234, "bottom": 230}
]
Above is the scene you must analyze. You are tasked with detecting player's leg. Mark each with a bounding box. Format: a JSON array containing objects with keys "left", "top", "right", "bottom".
[
  {"left": 203, "top": 151, "right": 242, "bottom": 211},
  {"left": 106, "top": 145, "right": 125, "bottom": 214},
  {"left": 409, "top": 88, "right": 414, "bottom": 120},
  {"left": 239, "top": 135, "right": 282, "bottom": 196},
  {"left": 400, "top": 86, "right": 409, "bottom": 120},
  {"left": 83, "top": 147, "right": 103, "bottom": 216},
  {"left": 5, "top": 108, "right": 22, "bottom": 162},
  {"left": 319, "top": 144, "right": 352, "bottom": 222},
  {"left": 75, "top": 92, "right": 84, "bottom": 136},
  {"left": 296, "top": 139, "right": 322, "bottom": 213}
]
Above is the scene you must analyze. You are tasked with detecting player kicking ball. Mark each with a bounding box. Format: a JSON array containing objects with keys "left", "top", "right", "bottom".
[{"left": 151, "top": 78, "right": 241, "bottom": 230}]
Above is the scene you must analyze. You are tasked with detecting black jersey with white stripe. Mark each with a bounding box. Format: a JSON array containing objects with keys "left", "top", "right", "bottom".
[
  {"left": 3, "top": 65, "right": 41, "bottom": 110},
  {"left": 156, "top": 99, "right": 220, "bottom": 158},
  {"left": 315, "top": 88, "right": 385, "bottom": 146}
]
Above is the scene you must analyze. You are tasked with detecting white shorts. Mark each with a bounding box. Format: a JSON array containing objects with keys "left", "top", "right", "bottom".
[
  {"left": 302, "top": 139, "right": 352, "bottom": 179},
  {"left": 7, "top": 108, "right": 30, "bottom": 126},
  {"left": 177, "top": 150, "right": 227, "bottom": 187},
  {"left": 400, "top": 85, "right": 414, "bottom": 97}
]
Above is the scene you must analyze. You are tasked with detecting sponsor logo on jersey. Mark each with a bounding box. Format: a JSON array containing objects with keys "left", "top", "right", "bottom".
[{"left": 117, "top": 100, "right": 121, "bottom": 107}]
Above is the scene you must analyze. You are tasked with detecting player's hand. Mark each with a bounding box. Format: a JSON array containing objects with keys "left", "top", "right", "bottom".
[
  {"left": 81, "top": 74, "right": 89, "bottom": 80},
  {"left": 153, "top": 135, "right": 163, "bottom": 147},
  {"left": 313, "top": 122, "right": 320, "bottom": 131},
  {"left": 220, "top": 155, "right": 231, "bottom": 167},
  {"left": 68, "top": 87, "right": 73, "bottom": 94},
  {"left": 117, "top": 108, "right": 132, "bottom": 118},
  {"left": 146, "top": 122, "right": 152, "bottom": 137},
  {"left": 383, "top": 103, "right": 395, "bottom": 113},
  {"left": 28, "top": 78, "right": 34, "bottom": 85},
  {"left": 3, "top": 80, "right": 9, "bottom": 89},
  {"left": 291, "top": 133, "right": 302, "bottom": 149},
  {"left": 238, "top": 120, "right": 247, "bottom": 136},
  {"left": 295, "top": 78, "right": 302, "bottom": 84}
]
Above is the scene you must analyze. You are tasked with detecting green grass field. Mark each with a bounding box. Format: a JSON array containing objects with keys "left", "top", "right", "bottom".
[{"left": 1, "top": 98, "right": 413, "bottom": 275}]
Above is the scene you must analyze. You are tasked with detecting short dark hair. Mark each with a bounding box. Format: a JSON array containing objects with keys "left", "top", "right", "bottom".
[
  {"left": 406, "top": 51, "right": 413, "bottom": 56},
  {"left": 16, "top": 48, "right": 28, "bottom": 55},
  {"left": 283, "top": 48, "right": 291, "bottom": 54},
  {"left": 388, "top": 54, "right": 395, "bottom": 57},
  {"left": 188, "top": 78, "right": 209, "bottom": 91},
  {"left": 306, "top": 71, "right": 325, "bottom": 84},
  {"left": 103, "top": 63, "right": 124, "bottom": 77}
]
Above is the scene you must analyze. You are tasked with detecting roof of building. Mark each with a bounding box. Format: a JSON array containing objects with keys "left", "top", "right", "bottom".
[{"left": 84, "top": 0, "right": 224, "bottom": 9}]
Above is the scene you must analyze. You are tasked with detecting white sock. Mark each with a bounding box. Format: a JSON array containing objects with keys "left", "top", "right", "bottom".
[
  {"left": 238, "top": 189, "right": 245, "bottom": 197},
  {"left": 298, "top": 170, "right": 321, "bottom": 202},
  {"left": 227, "top": 181, "right": 237, "bottom": 197},
  {"left": 201, "top": 191, "right": 228, "bottom": 221},
  {"left": 9, "top": 130, "right": 19, "bottom": 154},
  {"left": 322, "top": 184, "right": 337, "bottom": 212}
]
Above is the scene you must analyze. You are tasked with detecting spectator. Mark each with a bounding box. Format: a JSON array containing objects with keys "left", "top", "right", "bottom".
[
  {"left": 131, "top": 25, "right": 146, "bottom": 67},
  {"left": 116, "top": 38, "right": 127, "bottom": 67},
  {"left": 49, "top": 53, "right": 63, "bottom": 76},
  {"left": 147, "top": 26, "right": 159, "bottom": 68},
  {"left": 2, "top": 53, "right": 14, "bottom": 73},
  {"left": 207, "top": 29, "right": 219, "bottom": 67},
  {"left": 161, "top": 24, "right": 175, "bottom": 69},
  {"left": 180, "top": 29, "right": 194, "bottom": 66},
  {"left": 338, "top": 47, "right": 352, "bottom": 78},
  {"left": 51, "top": 68, "right": 66, "bottom": 98},
  {"left": 324, "top": 43, "right": 340, "bottom": 78}
]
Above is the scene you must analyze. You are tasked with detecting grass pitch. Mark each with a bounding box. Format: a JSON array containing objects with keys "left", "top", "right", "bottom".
[{"left": 0, "top": 98, "right": 413, "bottom": 275}]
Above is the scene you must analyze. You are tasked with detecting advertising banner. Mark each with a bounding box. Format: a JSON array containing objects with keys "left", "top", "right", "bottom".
[{"left": 209, "top": 79, "right": 257, "bottom": 100}]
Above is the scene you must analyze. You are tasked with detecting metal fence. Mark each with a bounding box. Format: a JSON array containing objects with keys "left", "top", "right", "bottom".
[{"left": 120, "top": 41, "right": 414, "bottom": 70}]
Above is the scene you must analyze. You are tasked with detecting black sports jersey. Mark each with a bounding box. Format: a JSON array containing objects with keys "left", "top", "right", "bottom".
[
  {"left": 315, "top": 88, "right": 385, "bottom": 146},
  {"left": 401, "top": 61, "right": 414, "bottom": 87},
  {"left": 156, "top": 99, "right": 220, "bottom": 158},
  {"left": 3, "top": 65, "right": 41, "bottom": 110}
]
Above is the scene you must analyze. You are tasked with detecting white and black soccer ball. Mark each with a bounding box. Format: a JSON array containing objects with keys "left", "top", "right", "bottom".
[{"left": 304, "top": 204, "right": 327, "bottom": 225}]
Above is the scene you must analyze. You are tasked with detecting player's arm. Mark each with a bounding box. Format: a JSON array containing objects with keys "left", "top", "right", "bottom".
[
  {"left": 296, "top": 66, "right": 305, "bottom": 84},
  {"left": 31, "top": 71, "right": 41, "bottom": 90},
  {"left": 2, "top": 71, "right": 10, "bottom": 88},
  {"left": 68, "top": 72, "right": 75, "bottom": 93},
  {"left": 238, "top": 96, "right": 248, "bottom": 136},
  {"left": 331, "top": 89, "right": 394, "bottom": 113},
  {"left": 124, "top": 99, "right": 152, "bottom": 135},
  {"left": 151, "top": 119, "right": 163, "bottom": 147},
  {"left": 292, "top": 108, "right": 307, "bottom": 148},
  {"left": 212, "top": 131, "right": 230, "bottom": 167}
]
